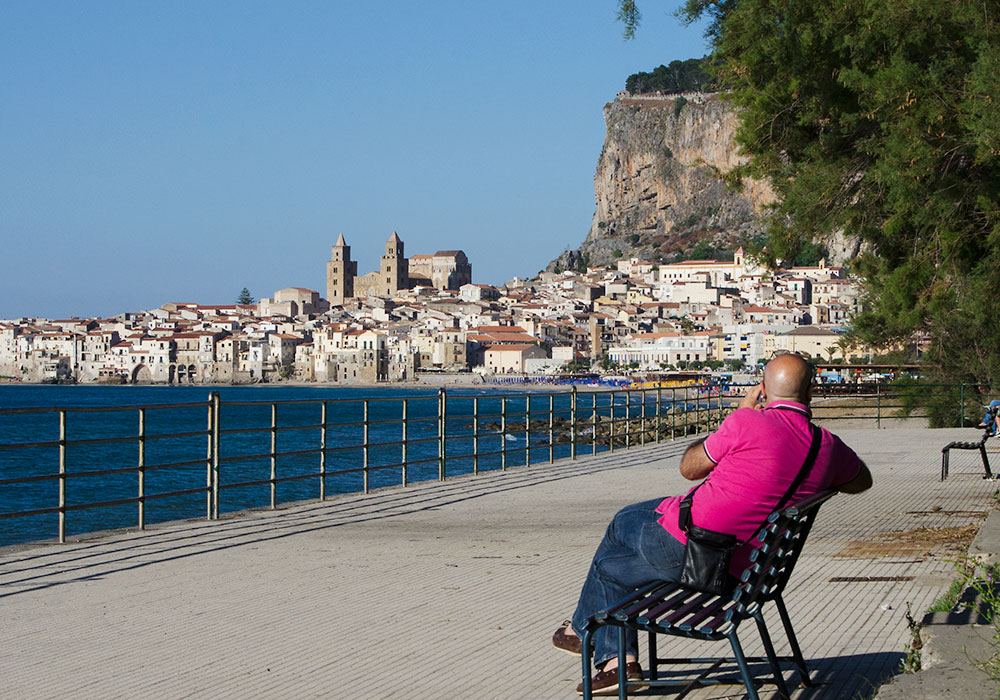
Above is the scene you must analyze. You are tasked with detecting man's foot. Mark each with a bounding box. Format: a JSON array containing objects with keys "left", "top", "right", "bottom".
[
  {"left": 552, "top": 620, "right": 582, "bottom": 656},
  {"left": 576, "top": 661, "right": 647, "bottom": 696}
]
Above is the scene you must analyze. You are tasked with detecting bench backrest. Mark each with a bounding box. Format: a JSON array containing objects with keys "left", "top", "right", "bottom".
[{"left": 729, "top": 490, "right": 836, "bottom": 621}]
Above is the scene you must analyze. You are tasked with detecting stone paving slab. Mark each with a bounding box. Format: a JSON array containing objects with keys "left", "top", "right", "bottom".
[{"left": 1, "top": 427, "right": 998, "bottom": 699}]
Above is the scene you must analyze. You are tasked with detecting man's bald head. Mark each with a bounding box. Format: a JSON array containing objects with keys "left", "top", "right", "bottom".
[{"left": 763, "top": 354, "right": 813, "bottom": 404}]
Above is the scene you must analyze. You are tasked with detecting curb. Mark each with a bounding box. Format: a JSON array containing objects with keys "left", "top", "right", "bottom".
[{"left": 875, "top": 509, "right": 999, "bottom": 699}]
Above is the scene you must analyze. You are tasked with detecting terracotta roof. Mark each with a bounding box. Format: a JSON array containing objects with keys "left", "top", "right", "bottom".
[
  {"left": 484, "top": 343, "right": 536, "bottom": 352},
  {"left": 469, "top": 325, "right": 526, "bottom": 333}
]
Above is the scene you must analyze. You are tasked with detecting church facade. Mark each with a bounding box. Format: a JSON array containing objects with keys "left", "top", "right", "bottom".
[{"left": 325, "top": 233, "right": 471, "bottom": 305}]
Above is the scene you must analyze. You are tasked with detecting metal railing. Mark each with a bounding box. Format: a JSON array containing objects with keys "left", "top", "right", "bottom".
[
  {"left": 1, "top": 380, "right": 989, "bottom": 547},
  {"left": 0, "top": 384, "right": 735, "bottom": 546}
]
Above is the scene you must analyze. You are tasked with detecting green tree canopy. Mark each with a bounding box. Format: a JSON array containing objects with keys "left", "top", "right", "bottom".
[
  {"left": 622, "top": 0, "right": 1000, "bottom": 383},
  {"left": 237, "top": 287, "right": 254, "bottom": 305},
  {"left": 625, "top": 57, "right": 715, "bottom": 94}
]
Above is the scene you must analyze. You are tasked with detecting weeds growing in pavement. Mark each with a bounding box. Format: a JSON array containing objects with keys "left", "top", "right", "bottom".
[
  {"left": 927, "top": 578, "right": 966, "bottom": 613},
  {"left": 900, "top": 602, "right": 923, "bottom": 673},
  {"left": 948, "top": 557, "right": 1000, "bottom": 685}
]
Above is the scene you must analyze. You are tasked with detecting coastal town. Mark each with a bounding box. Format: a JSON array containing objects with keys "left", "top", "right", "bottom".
[{"left": 0, "top": 232, "right": 867, "bottom": 385}]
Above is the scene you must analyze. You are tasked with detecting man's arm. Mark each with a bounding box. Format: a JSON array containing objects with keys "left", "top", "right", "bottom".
[
  {"left": 679, "top": 437, "right": 717, "bottom": 480},
  {"left": 836, "top": 459, "right": 873, "bottom": 494}
]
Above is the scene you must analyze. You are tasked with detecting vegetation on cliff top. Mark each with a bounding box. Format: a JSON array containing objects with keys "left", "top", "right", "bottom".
[
  {"left": 620, "top": 0, "right": 1000, "bottom": 384},
  {"left": 625, "top": 57, "right": 714, "bottom": 95}
]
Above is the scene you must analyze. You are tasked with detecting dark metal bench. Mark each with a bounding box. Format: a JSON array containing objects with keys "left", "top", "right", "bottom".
[
  {"left": 940, "top": 405, "right": 996, "bottom": 481},
  {"left": 579, "top": 490, "right": 836, "bottom": 700}
]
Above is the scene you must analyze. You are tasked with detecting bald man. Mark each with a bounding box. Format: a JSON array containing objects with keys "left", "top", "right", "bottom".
[{"left": 553, "top": 353, "right": 871, "bottom": 695}]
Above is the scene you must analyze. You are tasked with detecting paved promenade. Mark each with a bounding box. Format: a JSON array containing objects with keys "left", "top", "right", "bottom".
[{"left": 2, "top": 426, "right": 998, "bottom": 699}]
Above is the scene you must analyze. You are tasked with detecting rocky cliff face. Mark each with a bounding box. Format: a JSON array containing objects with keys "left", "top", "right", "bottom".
[{"left": 550, "top": 92, "right": 776, "bottom": 271}]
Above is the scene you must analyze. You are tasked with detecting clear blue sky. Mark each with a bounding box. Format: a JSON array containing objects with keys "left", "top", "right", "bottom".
[{"left": 1, "top": 1, "right": 708, "bottom": 320}]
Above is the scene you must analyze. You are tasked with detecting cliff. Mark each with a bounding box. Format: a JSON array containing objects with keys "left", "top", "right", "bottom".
[{"left": 550, "top": 92, "right": 776, "bottom": 272}]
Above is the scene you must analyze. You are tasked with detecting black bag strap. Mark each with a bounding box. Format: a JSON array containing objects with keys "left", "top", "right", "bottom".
[{"left": 678, "top": 414, "right": 822, "bottom": 541}]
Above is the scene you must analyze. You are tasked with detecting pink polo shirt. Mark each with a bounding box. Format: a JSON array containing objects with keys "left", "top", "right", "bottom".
[{"left": 656, "top": 400, "right": 861, "bottom": 576}]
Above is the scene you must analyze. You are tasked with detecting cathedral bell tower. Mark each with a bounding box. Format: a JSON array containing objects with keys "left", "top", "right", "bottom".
[
  {"left": 326, "top": 233, "right": 357, "bottom": 306},
  {"left": 379, "top": 231, "right": 408, "bottom": 296}
]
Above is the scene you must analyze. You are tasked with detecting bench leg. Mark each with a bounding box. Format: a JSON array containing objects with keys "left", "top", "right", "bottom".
[
  {"left": 980, "top": 444, "right": 993, "bottom": 479},
  {"left": 775, "top": 595, "right": 812, "bottom": 686},
  {"left": 727, "top": 629, "right": 761, "bottom": 700},
  {"left": 754, "top": 610, "right": 791, "bottom": 699},
  {"left": 581, "top": 625, "right": 596, "bottom": 700},
  {"left": 647, "top": 629, "right": 658, "bottom": 680},
  {"left": 617, "top": 626, "right": 628, "bottom": 700},
  {"left": 941, "top": 449, "right": 949, "bottom": 481}
]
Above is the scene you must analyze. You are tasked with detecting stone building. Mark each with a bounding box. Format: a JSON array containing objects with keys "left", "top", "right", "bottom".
[
  {"left": 408, "top": 250, "right": 472, "bottom": 290},
  {"left": 354, "top": 233, "right": 408, "bottom": 298},
  {"left": 326, "top": 234, "right": 358, "bottom": 306},
  {"left": 258, "top": 288, "right": 329, "bottom": 317},
  {"left": 324, "top": 232, "right": 471, "bottom": 305}
]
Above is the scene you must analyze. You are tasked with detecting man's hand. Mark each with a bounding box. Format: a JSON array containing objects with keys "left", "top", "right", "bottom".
[{"left": 738, "top": 382, "right": 765, "bottom": 411}]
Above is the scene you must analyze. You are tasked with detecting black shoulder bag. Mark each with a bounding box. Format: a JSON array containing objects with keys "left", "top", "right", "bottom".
[{"left": 678, "top": 418, "right": 822, "bottom": 595}]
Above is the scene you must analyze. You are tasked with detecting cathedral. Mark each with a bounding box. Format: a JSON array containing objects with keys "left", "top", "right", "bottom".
[{"left": 325, "top": 232, "right": 471, "bottom": 305}]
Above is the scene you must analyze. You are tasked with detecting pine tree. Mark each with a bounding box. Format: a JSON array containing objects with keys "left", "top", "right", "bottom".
[{"left": 622, "top": 0, "right": 1000, "bottom": 383}]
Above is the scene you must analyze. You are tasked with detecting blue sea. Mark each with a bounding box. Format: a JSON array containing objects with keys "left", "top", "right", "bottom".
[{"left": 1, "top": 384, "right": 644, "bottom": 548}]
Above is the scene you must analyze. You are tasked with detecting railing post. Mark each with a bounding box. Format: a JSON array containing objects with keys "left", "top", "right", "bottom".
[
  {"left": 609, "top": 391, "right": 615, "bottom": 453},
  {"left": 438, "top": 388, "right": 447, "bottom": 481},
  {"left": 589, "top": 392, "right": 596, "bottom": 455},
  {"left": 640, "top": 388, "right": 646, "bottom": 447},
  {"left": 626, "top": 389, "right": 632, "bottom": 449},
  {"left": 698, "top": 383, "right": 703, "bottom": 432},
  {"left": 685, "top": 386, "right": 690, "bottom": 436},
  {"left": 320, "top": 401, "right": 327, "bottom": 500},
  {"left": 656, "top": 387, "right": 662, "bottom": 444},
  {"left": 363, "top": 399, "right": 370, "bottom": 492},
  {"left": 570, "top": 386, "right": 578, "bottom": 460},
  {"left": 270, "top": 402, "right": 278, "bottom": 508},
  {"left": 402, "top": 398, "right": 409, "bottom": 485},
  {"left": 212, "top": 392, "right": 221, "bottom": 520},
  {"left": 876, "top": 385, "right": 881, "bottom": 430},
  {"left": 548, "top": 394, "right": 554, "bottom": 463},
  {"left": 58, "top": 409, "right": 66, "bottom": 543},
  {"left": 472, "top": 396, "right": 479, "bottom": 476},
  {"left": 671, "top": 387, "right": 677, "bottom": 440},
  {"left": 138, "top": 407, "right": 146, "bottom": 530},
  {"left": 206, "top": 394, "right": 214, "bottom": 518},
  {"left": 961, "top": 383, "right": 966, "bottom": 427},
  {"left": 524, "top": 395, "right": 530, "bottom": 466},
  {"left": 717, "top": 384, "right": 723, "bottom": 429},
  {"left": 501, "top": 395, "right": 508, "bottom": 471}
]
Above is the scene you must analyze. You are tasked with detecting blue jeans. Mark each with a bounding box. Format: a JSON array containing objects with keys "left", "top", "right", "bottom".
[
  {"left": 571, "top": 498, "right": 686, "bottom": 668},
  {"left": 984, "top": 400, "right": 1000, "bottom": 434}
]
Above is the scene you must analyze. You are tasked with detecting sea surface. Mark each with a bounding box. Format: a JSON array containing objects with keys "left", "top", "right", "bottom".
[{"left": 1, "top": 384, "right": 659, "bottom": 548}]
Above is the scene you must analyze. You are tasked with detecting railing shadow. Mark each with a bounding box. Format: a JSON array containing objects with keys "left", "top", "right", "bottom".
[
  {"left": 0, "top": 441, "right": 690, "bottom": 598},
  {"left": 631, "top": 651, "right": 904, "bottom": 698},
  {"left": 793, "top": 651, "right": 906, "bottom": 699}
]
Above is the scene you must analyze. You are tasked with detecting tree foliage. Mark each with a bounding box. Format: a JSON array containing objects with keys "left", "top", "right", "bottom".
[
  {"left": 237, "top": 287, "right": 254, "bottom": 305},
  {"left": 622, "top": 0, "right": 1000, "bottom": 383},
  {"left": 625, "top": 57, "right": 715, "bottom": 94}
]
